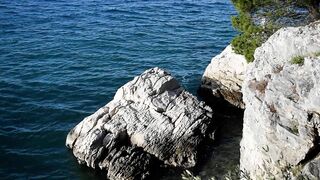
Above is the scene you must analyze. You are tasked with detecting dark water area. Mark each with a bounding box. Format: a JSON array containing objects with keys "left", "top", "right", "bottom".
[{"left": 0, "top": 0, "right": 238, "bottom": 179}]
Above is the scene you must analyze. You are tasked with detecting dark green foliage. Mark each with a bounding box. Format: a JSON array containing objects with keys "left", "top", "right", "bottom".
[
  {"left": 231, "top": 12, "right": 261, "bottom": 33},
  {"left": 230, "top": 0, "right": 275, "bottom": 62},
  {"left": 230, "top": 3, "right": 265, "bottom": 63},
  {"left": 291, "top": 56, "right": 304, "bottom": 65},
  {"left": 305, "top": 0, "right": 320, "bottom": 20},
  {"left": 230, "top": 11, "right": 265, "bottom": 62},
  {"left": 230, "top": 0, "right": 319, "bottom": 62},
  {"left": 231, "top": 33, "right": 261, "bottom": 62},
  {"left": 293, "top": 0, "right": 320, "bottom": 19},
  {"left": 231, "top": 0, "right": 273, "bottom": 12}
]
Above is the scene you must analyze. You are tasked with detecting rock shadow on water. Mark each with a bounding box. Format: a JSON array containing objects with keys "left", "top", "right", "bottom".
[
  {"left": 146, "top": 87, "right": 245, "bottom": 180},
  {"left": 194, "top": 87, "right": 244, "bottom": 179}
]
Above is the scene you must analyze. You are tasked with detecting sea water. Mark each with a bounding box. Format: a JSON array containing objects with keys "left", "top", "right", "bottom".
[{"left": 0, "top": 0, "right": 237, "bottom": 179}]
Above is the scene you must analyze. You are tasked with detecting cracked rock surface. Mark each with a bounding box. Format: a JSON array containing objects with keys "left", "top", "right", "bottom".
[
  {"left": 66, "top": 67, "right": 214, "bottom": 180},
  {"left": 241, "top": 21, "right": 320, "bottom": 179},
  {"left": 201, "top": 45, "right": 247, "bottom": 109}
]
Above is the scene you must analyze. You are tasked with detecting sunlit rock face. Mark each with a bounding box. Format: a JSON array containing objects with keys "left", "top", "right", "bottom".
[
  {"left": 241, "top": 21, "right": 320, "bottom": 179},
  {"left": 66, "top": 67, "right": 214, "bottom": 180},
  {"left": 201, "top": 45, "right": 247, "bottom": 109}
]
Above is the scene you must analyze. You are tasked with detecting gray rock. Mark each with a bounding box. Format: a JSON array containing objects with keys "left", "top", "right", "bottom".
[
  {"left": 240, "top": 21, "right": 320, "bottom": 179},
  {"left": 66, "top": 67, "right": 214, "bottom": 180},
  {"left": 201, "top": 45, "right": 247, "bottom": 108}
]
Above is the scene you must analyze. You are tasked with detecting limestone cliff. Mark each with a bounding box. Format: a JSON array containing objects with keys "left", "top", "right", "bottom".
[{"left": 240, "top": 21, "right": 320, "bottom": 179}]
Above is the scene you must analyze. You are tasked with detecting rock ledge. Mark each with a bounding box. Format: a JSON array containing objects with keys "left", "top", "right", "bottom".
[{"left": 201, "top": 45, "right": 247, "bottom": 108}]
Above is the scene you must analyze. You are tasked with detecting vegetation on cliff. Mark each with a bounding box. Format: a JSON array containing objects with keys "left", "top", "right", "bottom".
[{"left": 231, "top": 0, "right": 320, "bottom": 62}]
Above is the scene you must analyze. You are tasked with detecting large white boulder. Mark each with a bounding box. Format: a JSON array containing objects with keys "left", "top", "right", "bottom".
[
  {"left": 66, "top": 67, "right": 214, "bottom": 180},
  {"left": 241, "top": 21, "right": 320, "bottom": 179}
]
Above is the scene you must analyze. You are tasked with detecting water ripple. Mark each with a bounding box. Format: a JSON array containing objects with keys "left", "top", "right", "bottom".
[{"left": 0, "top": 0, "right": 237, "bottom": 179}]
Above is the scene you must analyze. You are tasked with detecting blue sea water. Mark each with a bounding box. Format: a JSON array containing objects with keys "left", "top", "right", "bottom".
[{"left": 0, "top": 0, "right": 237, "bottom": 179}]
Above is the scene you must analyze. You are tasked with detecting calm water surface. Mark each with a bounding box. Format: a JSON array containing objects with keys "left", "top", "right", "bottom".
[{"left": 0, "top": 0, "right": 237, "bottom": 179}]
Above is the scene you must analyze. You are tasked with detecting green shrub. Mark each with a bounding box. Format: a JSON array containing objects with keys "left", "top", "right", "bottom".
[
  {"left": 291, "top": 56, "right": 304, "bottom": 65},
  {"left": 230, "top": 0, "right": 319, "bottom": 62},
  {"left": 231, "top": 0, "right": 274, "bottom": 12},
  {"left": 231, "top": 12, "right": 262, "bottom": 33},
  {"left": 230, "top": 0, "right": 275, "bottom": 62},
  {"left": 230, "top": 11, "right": 264, "bottom": 63},
  {"left": 231, "top": 33, "right": 262, "bottom": 62}
]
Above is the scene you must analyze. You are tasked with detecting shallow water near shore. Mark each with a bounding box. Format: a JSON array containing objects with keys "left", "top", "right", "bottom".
[{"left": 0, "top": 0, "right": 238, "bottom": 179}]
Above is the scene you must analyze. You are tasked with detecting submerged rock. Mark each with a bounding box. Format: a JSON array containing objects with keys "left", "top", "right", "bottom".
[
  {"left": 66, "top": 67, "right": 214, "bottom": 180},
  {"left": 201, "top": 45, "right": 247, "bottom": 109},
  {"left": 241, "top": 21, "right": 320, "bottom": 179}
]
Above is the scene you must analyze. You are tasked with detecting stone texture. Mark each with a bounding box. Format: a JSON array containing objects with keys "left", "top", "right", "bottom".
[
  {"left": 240, "top": 21, "right": 320, "bottom": 179},
  {"left": 66, "top": 67, "right": 214, "bottom": 180},
  {"left": 201, "top": 45, "right": 247, "bottom": 108}
]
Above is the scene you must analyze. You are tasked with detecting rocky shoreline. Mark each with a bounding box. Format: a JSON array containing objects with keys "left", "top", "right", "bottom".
[
  {"left": 67, "top": 21, "right": 320, "bottom": 179},
  {"left": 201, "top": 21, "right": 320, "bottom": 179}
]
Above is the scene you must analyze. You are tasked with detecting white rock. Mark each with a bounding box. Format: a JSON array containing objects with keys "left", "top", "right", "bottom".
[
  {"left": 66, "top": 67, "right": 214, "bottom": 180},
  {"left": 201, "top": 45, "right": 247, "bottom": 108},
  {"left": 241, "top": 21, "right": 320, "bottom": 179}
]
